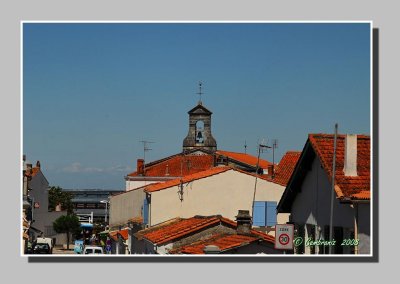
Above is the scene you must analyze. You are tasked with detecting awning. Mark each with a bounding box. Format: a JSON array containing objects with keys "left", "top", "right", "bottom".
[{"left": 80, "top": 222, "right": 93, "bottom": 228}]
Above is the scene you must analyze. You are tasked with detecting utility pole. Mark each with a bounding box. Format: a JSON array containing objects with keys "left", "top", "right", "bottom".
[
  {"left": 329, "top": 123, "right": 338, "bottom": 254},
  {"left": 251, "top": 143, "right": 271, "bottom": 220}
]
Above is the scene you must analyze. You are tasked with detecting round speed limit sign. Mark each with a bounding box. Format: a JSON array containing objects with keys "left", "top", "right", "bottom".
[
  {"left": 279, "top": 233, "right": 290, "bottom": 245},
  {"left": 275, "top": 224, "right": 294, "bottom": 250}
]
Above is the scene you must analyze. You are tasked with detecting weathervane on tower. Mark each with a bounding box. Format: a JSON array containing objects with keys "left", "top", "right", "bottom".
[{"left": 197, "top": 81, "right": 203, "bottom": 105}]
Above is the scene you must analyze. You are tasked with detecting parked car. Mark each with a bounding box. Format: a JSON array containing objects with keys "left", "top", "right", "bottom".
[
  {"left": 83, "top": 246, "right": 104, "bottom": 255},
  {"left": 33, "top": 243, "right": 51, "bottom": 254},
  {"left": 34, "top": 237, "right": 54, "bottom": 254}
]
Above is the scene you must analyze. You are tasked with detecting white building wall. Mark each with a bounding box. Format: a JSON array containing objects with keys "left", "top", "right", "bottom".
[
  {"left": 109, "top": 188, "right": 146, "bottom": 227},
  {"left": 149, "top": 170, "right": 288, "bottom": 226},
  {"left": 290, "top": 156, "right": 370, "bottom": 254},
  {"left": 126, "top": 180, "right": 159, "bottom": 191}
]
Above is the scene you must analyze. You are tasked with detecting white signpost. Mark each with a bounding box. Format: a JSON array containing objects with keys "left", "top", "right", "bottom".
[{"left": 275, "top": 224, "right": 294, "bottom": 250}]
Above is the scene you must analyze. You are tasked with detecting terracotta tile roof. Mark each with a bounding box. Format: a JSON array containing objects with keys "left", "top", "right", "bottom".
[
  {"left": 265, "top": 151, "right": 301, "bottom": 186},
  {"left": 142, "top": 216, "right": 223, "bottom": 245},
  {"left": 144, "top": 166, "right": 232, "bottom": 193},
  {"left": 309, "top": 134, "right": 370, "bottom": 200},
  {"left": 128, "top": 217, "right": 143, "bottom": 224},
  {"left": 25, "top": 167, "right": 40, "bottom": 178},
  {"left": 216, "top": 150, "right": 271, "bottom": 169},
  {"left": 31, "top": 167, "right": 40, "bottom": 177},
  {"left": 140, "top": 215, "right": 275, "bottom": 246},
  {"left": 350, "top": 190, "right": 370, "bottom": 200},
  {"left": 127, "top": 154, "right": 215, "bottom": 177},
  {"left": 109, "top": 228, "right": 129, "bottom": 241},
  {"left": 171, "top": 233, "right": 260, "bottom": 254}
]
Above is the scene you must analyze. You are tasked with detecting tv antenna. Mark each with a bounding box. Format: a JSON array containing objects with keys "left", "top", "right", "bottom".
[
  {"left": 244, "top": 140, "right": 247, "bottom": 154},
  {"left": 271, "top": 139, "right": 278, "bottom": 168},
  {"left": 139, "top": 140, "right": 154, "bottom": 174}
]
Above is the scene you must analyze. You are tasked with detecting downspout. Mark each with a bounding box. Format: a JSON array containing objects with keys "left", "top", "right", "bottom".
[
  {"left": 329, "top": 123, "right": 338, "bottom": 254},
  {"left": 148, "top": 193, "right": 151, "bottom": 227}
]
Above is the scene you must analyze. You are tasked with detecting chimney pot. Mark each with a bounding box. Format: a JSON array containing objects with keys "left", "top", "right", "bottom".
[
  {"left": 203, "top": 245, "right": 221, "bottom": 254},
  {"left": 344, "top": 134, "right": 358, "bottom": 176},
  {"left": 235, "top": 210, "right": 252, "bottom": 235},
  {"left": 267, "top": 164, "right": 274, "bottom": 178},
  {"left": 137, "top": 159, "right": 144, "bottom": 175}
]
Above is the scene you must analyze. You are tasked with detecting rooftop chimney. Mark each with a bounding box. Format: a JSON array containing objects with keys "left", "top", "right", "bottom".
[
  {"left": 26, "top": 163, "right": 32, "bottom": 175},
  {"left": 344, "top": 134, "right": 358, "bottom": 176},
  {"left": 36, "top": 160, "right": 41, "bottom": 168},
  {"left": 267, "top": 164, "right": 275, "bottom": 178},
  {"left": 137, "top": 159, "right": 144, "bottom": 176},
  {"left": 235, "top": 210, "right": 252, "bottom": 235}
]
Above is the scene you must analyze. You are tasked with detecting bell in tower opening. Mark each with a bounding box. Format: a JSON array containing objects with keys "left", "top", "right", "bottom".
[{"left": 182, "top": 89, "right": 217, "bottom": 154}]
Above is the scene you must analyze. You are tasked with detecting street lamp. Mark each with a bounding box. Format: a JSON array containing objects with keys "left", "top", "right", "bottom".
[{"left": 100, "top": 200, "right": 109, "bottom": 226}]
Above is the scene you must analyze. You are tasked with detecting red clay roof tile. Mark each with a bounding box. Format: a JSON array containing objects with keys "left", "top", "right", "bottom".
[
  {"left": 171, "top": 233, "right": 259, "bottom": 254},
  {"left": 109, "top": 228, "right": 129, "bottom": 241},
  {"left": 127, "top": 154, "right": 214, "bottom": 177},
  {"left": 216, "top": 150, "right": 271, "bottom": 168},
  {"left": 141, "top": 215, "right": 275, "bottom": 246},
  {"left": 265, "top": 151, "right": 301, "bottom": 186},
  {"left": 144, "top": 166, "right": 232, "bottom": 193},
  {"left": 309, "top": 134, "right": 370, "bottom": 200}
]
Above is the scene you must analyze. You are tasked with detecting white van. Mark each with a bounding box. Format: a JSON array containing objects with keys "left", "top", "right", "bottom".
[
  {"left": 35, "top": 237, "right": 54, "bottom": 254},
  {"left": 83, "top": 246, "right": 104, "bottom": 255}
]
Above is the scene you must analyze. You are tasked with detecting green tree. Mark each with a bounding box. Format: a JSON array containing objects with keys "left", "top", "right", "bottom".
[
  {"left": 48, "top": 186, "right": 74, "bottom": 214},
  {"left": 53, "top": 215, "right": 81, "bottom": 250}
]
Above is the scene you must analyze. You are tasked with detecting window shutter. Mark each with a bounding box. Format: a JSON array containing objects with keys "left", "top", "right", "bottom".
[
  {"left": 266, "top": 201, "right": 277, "bottom": 226},
  {"left": 143, "top": 198, "right": 149, "bottom": 225},
  {"left": 253, "top": 201, "right": 266, "bottom": 226}
]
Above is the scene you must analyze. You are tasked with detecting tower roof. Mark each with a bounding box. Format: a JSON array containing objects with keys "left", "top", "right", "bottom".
[{"left": 187, "top": 103, "right": 213, "bottom": 115}]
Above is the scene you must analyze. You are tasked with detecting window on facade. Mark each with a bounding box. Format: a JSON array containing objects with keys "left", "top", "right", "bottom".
[
  {"left": 76, "top": 203, "right": 85, "bottom": 209},
  {"left": 142, "top": 198, "right": 149, "bottom": 225},
  {"left": 253, "top": 201, "right": 277, "bottom": 227},
  {"left": 86, "top": 203, "right": 96, "bottom": 209}
]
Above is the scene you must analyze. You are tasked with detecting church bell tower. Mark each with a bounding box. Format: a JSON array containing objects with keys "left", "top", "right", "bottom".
[{"left": 182, "top": 83, "right": 217, "bottom": 153}]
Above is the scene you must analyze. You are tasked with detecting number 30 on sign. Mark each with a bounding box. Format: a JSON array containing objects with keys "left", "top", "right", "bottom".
[{"left": 275, "top": 224, "right": 294, "bottom": 250}]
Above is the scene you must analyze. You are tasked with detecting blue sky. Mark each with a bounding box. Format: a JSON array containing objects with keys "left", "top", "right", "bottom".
[{"left": 23, "top": 23, "right": 371, "bottom": 189}]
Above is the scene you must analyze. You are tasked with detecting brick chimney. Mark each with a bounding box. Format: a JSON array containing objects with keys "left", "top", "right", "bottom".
[
  {"left": 26, "top": 163, "right": 32, "bottom": 175},
  {"left": 267, "top": 164, "right": 274, "bottom": 178},
  {"left": 344, "top": 134, "right": 358, "bottom": 176},
  {"left": 235, "top": 210, "right": 252, "bottom": 235},
  {"left": 137, "top": 159, "right": 144, "bottom": 175}
]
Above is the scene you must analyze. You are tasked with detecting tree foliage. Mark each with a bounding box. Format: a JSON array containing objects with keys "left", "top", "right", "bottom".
[
  {"left": 53, "top": 214, "right": 81, "bottom": 249},
  {"left": 48, "top": 186, "right": 74, "bottom": 214}
]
